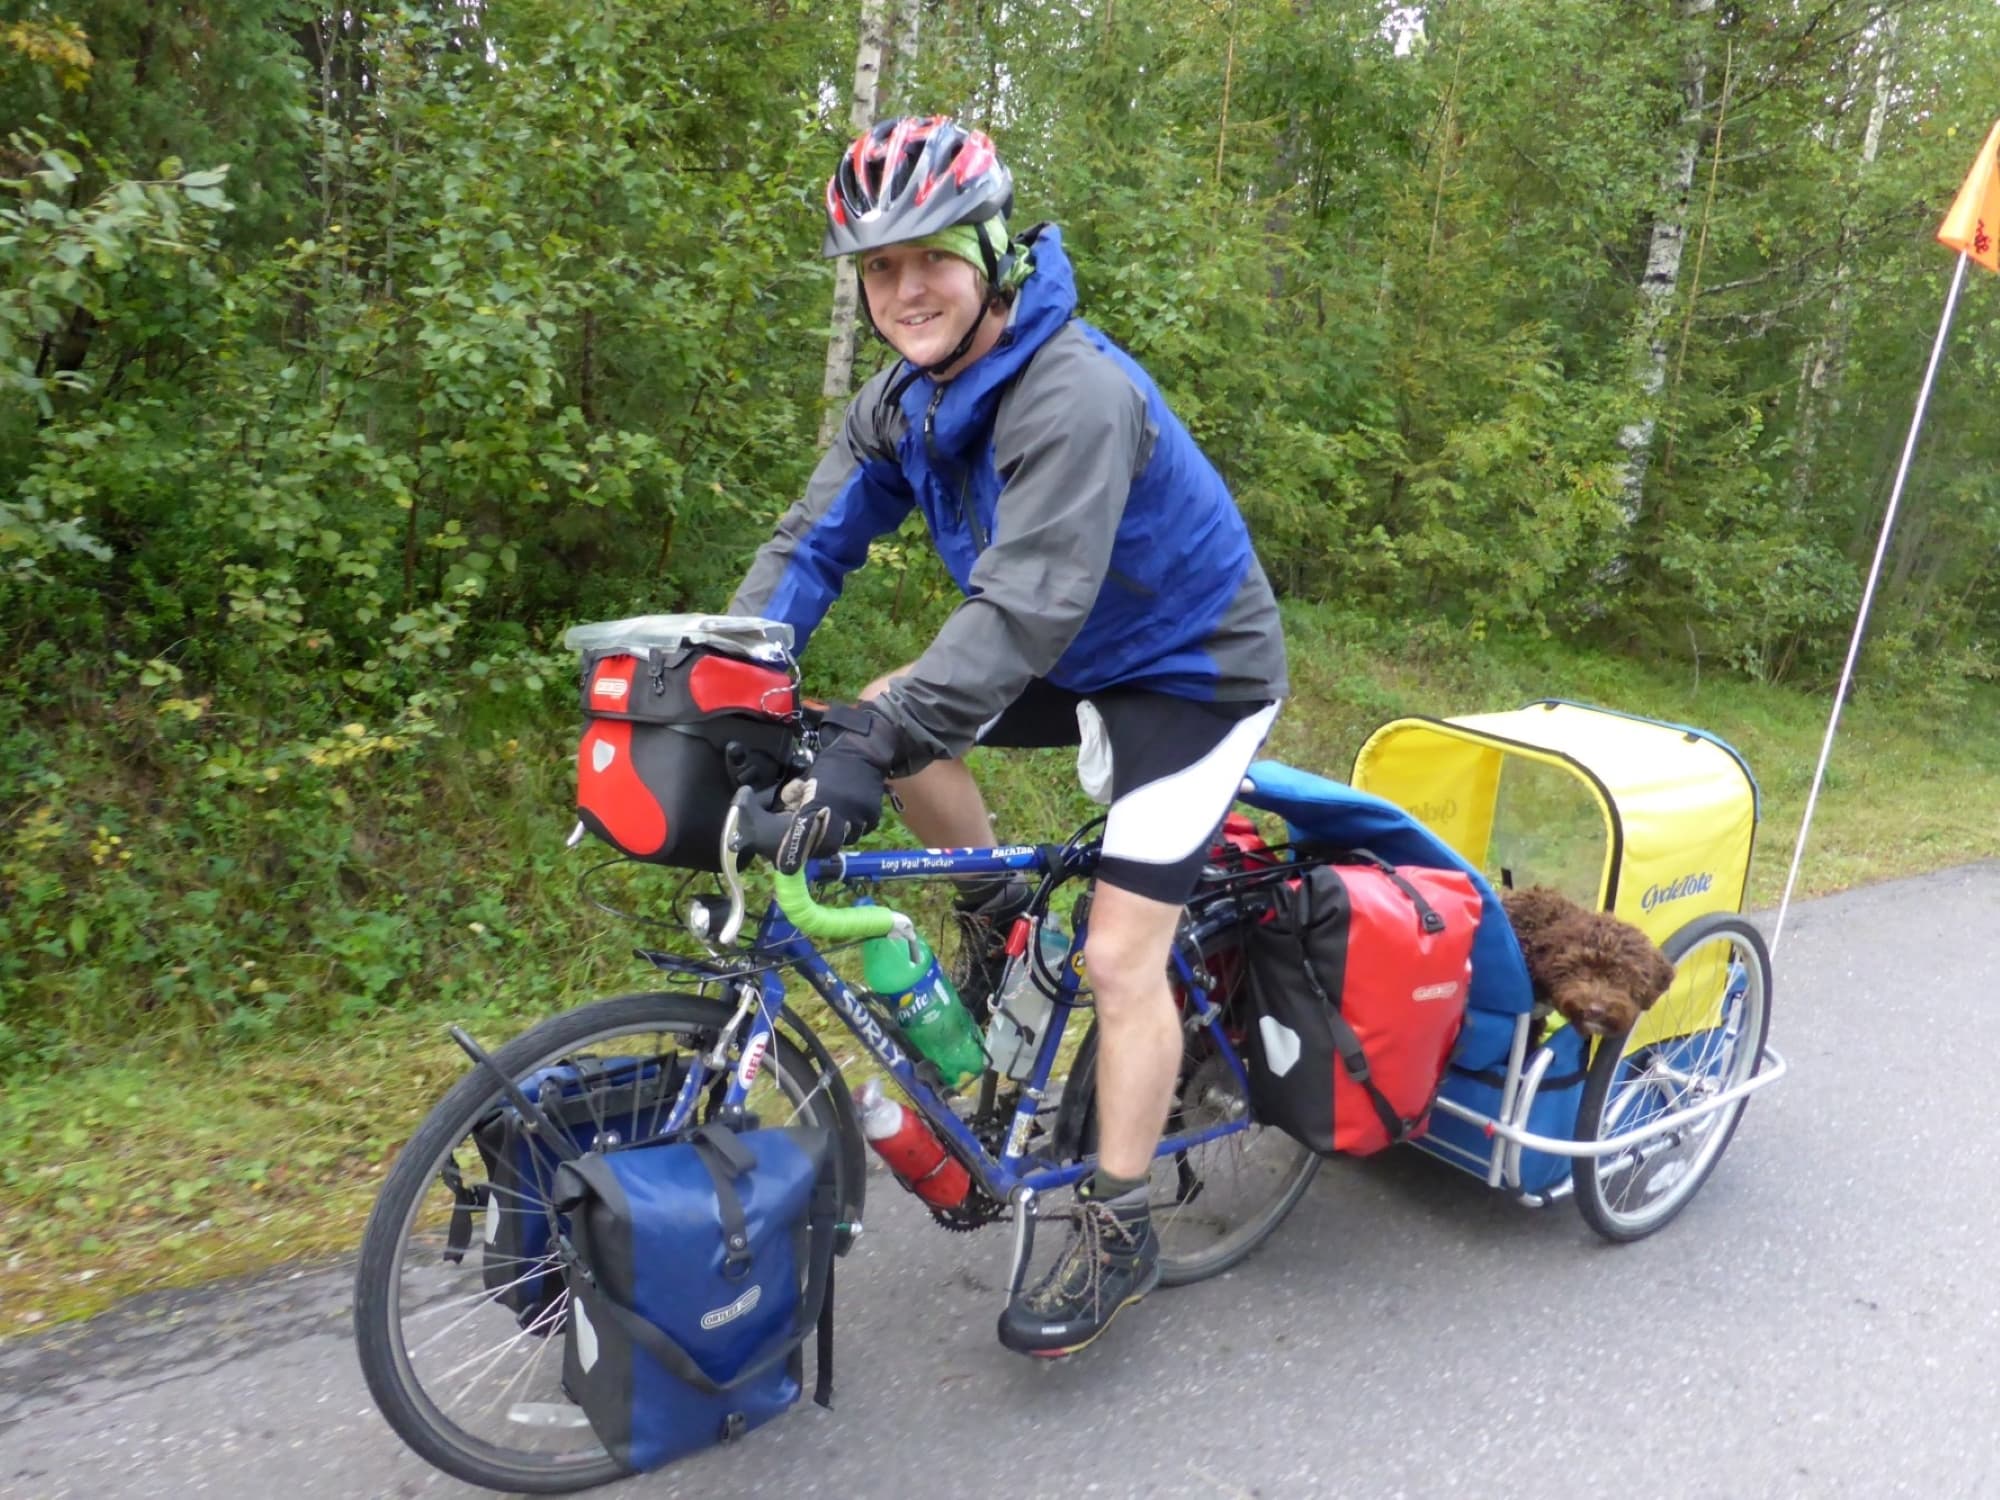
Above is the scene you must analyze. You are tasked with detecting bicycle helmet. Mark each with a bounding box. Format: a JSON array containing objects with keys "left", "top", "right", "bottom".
[
  {"left": 823, "top": 116, "right": 1014, "bottom": 266},
  {"left": 825, "top": 117, "right": 1025, "bottom": 381}
]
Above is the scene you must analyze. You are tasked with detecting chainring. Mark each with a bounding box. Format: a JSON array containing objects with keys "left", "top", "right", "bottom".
[
  {"left": 925, "top": 1188, "right": 1007, "bottom": 1232},
  {"left": 915, "top": 1101, "right": 1014, "bottom": 1233}
]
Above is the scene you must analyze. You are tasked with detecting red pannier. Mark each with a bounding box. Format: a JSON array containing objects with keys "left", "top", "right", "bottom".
[
  {"left": 575, "top": 636, "right": 800, "bottom": 871},
  {"left": 1242, "top": 857, "right": 1480, "bottom": 1156}
]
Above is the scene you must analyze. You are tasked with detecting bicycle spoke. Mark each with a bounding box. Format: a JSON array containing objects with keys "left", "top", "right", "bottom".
[
  {"left": 479, "top": 1295, "right": 571, "bottom": 1424},
  {"left": 363, "top": 994, "right": 852, "bottom": 1488},
  {"left": 406, "top": 1258, "right": 561, "bottom": 1355},
  {"left": 443, "top": 1298, "right": 564, "bottom": 1407}
]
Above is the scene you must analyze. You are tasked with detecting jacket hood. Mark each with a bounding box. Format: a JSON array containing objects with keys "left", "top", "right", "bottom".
[{"left": 896, "top": 223, "right": 1079, "bottom": 454}]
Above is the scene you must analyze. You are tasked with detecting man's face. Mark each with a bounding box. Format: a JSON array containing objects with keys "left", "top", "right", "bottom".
[{"left": 859, "top": 242, "right": 988, "bottom": 373}]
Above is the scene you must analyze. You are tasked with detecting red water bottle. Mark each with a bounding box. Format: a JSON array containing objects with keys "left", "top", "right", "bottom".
[{"left": 856, "top": 1078, "right": 971, "bottom": 1210}]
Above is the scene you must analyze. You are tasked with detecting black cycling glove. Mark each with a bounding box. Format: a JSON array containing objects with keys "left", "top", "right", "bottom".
[{"left": 786, "top": 702, "right": 903, "bottom": 864}]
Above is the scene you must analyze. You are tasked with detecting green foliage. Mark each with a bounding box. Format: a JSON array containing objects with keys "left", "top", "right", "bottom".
[{"left": 5, "top": 0, "right": 2000, "bottom": 1076}]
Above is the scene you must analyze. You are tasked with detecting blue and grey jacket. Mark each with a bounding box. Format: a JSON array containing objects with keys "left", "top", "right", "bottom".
[{"left": 729, "top": 225, "right": 1288, "bottom": 770}]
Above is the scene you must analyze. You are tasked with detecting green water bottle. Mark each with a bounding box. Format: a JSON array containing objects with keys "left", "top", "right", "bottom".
[{"left": 860, "top": 930, "right": 990, "bottom": 1091}]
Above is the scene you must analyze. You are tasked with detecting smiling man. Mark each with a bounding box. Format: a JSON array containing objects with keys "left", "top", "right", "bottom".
[{"left": 729, "top": 116, "right": 1288, "bottom": 1357}]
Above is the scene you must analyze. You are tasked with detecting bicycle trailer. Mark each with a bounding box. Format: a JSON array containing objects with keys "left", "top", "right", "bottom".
[{"left": 1238, "top": 699, "right": 1784, "bottom": 1225}]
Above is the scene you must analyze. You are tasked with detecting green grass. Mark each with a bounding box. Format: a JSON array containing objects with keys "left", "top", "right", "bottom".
[{"left": 6, "top": 600, "right": 1999, "bottom": 1335}]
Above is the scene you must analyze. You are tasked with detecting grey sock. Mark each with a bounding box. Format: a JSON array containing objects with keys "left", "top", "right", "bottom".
[{"left": 1089, "top": 1168, "right": 1148, "bottom": 1207}]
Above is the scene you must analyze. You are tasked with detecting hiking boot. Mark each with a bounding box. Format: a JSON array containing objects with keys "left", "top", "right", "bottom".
[
  {"left": 996, "top": 1188, "right": 1161, "bottom": 1358},
  {"left": 950, "top": 876, "right": 1033, "bottom": 1023}
]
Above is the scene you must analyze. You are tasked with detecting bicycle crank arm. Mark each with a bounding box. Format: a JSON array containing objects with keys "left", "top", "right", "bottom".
[{"left": 1005, "top": 1185, "right": 1039, "bottom": 1299}]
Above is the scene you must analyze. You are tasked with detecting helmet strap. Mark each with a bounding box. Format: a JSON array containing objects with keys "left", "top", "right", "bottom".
[
  {"left": 859, "top": 279, "right": 1006, "bottom": 386},
  {"left": 918, "top": 298, "right": 996, "bottom": 379}
]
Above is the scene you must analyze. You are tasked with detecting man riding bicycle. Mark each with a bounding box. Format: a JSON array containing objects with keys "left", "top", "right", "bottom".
[{"left": 728, "top": 116, "right": 1288, "bottom": 1357}]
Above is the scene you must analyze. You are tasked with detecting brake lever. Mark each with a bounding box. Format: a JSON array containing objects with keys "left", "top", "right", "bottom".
[{"left": 717, "top": 799, "right": 747, "bottom": 946}]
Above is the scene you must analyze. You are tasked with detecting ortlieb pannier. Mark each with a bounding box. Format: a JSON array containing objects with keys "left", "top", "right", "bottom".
[
  {"left": 565, "top": 615, "right": 802, "bottom": 871},
  {"left": 1243, "top": 857, "right": 1481, "bottom": 1155},
  {"left": 554, "top": 1124, "right": 837, "bottom": 1474},
  {"left": 455, "top": 1055, "right": 686, "bottom": 1329}
]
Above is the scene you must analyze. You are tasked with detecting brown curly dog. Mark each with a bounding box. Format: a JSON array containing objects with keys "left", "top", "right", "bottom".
[{"left": 1499, "top": 885, "right": 1677, "bottom": 1037}]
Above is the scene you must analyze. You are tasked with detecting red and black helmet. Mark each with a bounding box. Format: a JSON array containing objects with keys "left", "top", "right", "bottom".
[{"left": 822, "top": 116, "right": 1014, "bottom": 259}]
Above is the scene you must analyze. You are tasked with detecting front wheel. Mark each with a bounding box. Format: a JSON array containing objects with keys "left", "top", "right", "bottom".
[
  {"left": 352, "top": 991, "right": 863, "bottom": 1495},
  {"left": 1572, "top": 914, "right": 1773, "bottom": 1242}
]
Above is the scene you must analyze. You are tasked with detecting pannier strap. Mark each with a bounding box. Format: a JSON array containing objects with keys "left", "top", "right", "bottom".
[
  {"left": 691, "top": 1128, "right": 756, "bottom": 1279},
  {"left": 439, "top": 1160, "right": 483, "bottom": 1264},
  {"left": 1344, "top": 850, "right": 1447, "bottom": 935},
  {"left": 559, "top": 1136, "right": 838, "bottom": 1411},
  {"left": 1292, "top": 877, "right": 1424, "bottom": 1147}
]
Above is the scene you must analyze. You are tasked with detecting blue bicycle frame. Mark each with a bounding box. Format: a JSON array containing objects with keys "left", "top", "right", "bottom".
[{"left": 655, "top": 842, "right": 1261, "bottom": 1210}]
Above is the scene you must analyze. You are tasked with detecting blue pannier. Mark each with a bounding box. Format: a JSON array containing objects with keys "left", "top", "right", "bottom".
[
  {"left": 459, "top": 1056, "right": 685, "bottom": 1328},
  {"left": 555, "top": 1124, "right": 837, "bottom": 1474}
]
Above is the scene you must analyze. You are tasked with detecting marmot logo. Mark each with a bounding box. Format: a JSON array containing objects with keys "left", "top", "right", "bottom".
[{"left": 700, "top": 1284, "right": 762, "bottom": 1330}]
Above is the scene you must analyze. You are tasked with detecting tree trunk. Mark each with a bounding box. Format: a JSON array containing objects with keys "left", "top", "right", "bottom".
[
  {"left": 880, "top": 0, "right": 921, "bottom": 112},
  {"left": 817, "top": 0, "right": 891, "bottom": 450},
  {"left": 1611, "top": 0, "right": 1715, "bottom": 544},
  {"left": 1792, "top": 12, "right": 1899, "bottom": 508}
]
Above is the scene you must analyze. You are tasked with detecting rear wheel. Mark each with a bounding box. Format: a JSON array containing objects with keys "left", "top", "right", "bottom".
[
  {"left": 1147, "top": 1037, "right": 1320, "bottom": 1284},
  {"left": 1572, "top": 914, "right": 1773, "bottom": 1242},
  {"left": 352, "top": 991, "right": 862, "bottom": 1495},
  {"left": 1063, "top": 924, "right": 1320, "bottom": 1285}
]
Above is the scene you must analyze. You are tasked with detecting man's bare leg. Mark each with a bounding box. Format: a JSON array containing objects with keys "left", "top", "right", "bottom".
[
  {"left": 1080, "top": 882, "right": 1185, "bottom": 1179},
  {"left": 995, "top": 878, "right": 1177, "bottom": 1356},
  {"left": 860, "top": 671, "right": 995, "bottom": 848}
]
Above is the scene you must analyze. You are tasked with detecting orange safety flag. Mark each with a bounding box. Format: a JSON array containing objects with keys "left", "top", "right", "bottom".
[{"left": 1938, "top": 119, "right": 2000, "bottom": 273}]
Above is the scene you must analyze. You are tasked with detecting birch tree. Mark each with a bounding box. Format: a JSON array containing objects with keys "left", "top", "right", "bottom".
[
  {"left": 817, "top": 0, "right": 891, "bottom": 449},
  {"left": 1611, "top": 0, "right": 1716, "bottom": 543},
  {"left": 882, "top": 0, "right": 922, "bottom": 112},
  {"left": 1791, "top": 11, "right": 1900, "bottom": 506}
]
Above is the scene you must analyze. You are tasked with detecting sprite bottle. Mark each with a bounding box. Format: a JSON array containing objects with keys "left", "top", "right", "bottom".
[{"left": 860, "top": 930, "right": 990, "bottom": 1091}]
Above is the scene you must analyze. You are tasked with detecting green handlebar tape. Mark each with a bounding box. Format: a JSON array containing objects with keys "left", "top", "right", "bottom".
[{"left": 771, "top": 868, "right": 901, "bottom": 941}]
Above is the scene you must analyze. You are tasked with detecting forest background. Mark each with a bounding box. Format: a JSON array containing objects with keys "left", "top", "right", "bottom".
[{"left": 5, "top": 0, "right": 2000, "bottom": 1326}]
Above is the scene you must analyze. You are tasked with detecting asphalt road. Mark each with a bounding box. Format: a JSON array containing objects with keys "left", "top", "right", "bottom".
[{"left": 6, "top": 866, "right": 2000, "bottom": 1500}]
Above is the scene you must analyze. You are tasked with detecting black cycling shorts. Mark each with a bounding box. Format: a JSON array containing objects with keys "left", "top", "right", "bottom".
[{"left": 975, "top": 680, "right": 1281, "bottom": 905}]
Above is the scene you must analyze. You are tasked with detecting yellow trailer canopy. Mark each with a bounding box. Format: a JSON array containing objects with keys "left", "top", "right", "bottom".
[{"left": 1351, "top": 700, "right": 1758, "bottom": 949}]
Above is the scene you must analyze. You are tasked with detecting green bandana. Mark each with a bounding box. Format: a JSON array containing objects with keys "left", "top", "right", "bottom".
[{"left": 910, "top": 218, "right": 1034, "bottom": 293}]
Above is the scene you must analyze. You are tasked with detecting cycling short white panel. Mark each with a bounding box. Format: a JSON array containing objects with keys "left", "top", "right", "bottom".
[{"left": 1101, "top": 701, "right": 1280, "bottom": 870}]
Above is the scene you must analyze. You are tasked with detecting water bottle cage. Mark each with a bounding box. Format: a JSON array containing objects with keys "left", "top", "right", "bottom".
[{"left": 910, "top": 1057, "right": 948, "bottom": 1093}]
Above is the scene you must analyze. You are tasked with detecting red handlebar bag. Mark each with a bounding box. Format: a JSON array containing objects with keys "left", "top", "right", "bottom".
[{"left": 576, "top": 647, "right": 798, "bottom": 871}]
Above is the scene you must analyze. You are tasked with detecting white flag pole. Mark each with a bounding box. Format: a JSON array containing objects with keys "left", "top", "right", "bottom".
[{"left": 1770, "top": 249, "right": 1971, "bottom": 955}]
